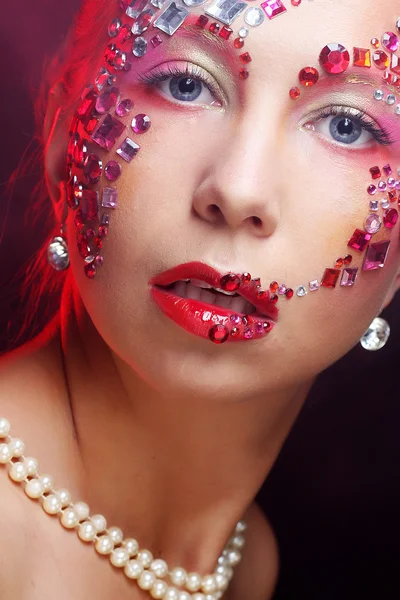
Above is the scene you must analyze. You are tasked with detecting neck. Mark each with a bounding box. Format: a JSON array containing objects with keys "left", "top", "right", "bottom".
[{"left": 59, "top": 277, "right": 312, "bottom": 574}]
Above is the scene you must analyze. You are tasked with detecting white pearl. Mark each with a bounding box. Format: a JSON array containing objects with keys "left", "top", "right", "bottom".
[
  {"left": 235, "top": 520, "right": 247, "bottom": 533},
  {"left": 95, "top": 534, "right": 114, "bottom": 555},
  {"left": 23, "top": 457, "right": 38, "bottom": 476},
  {"left": 231, "top": 534, "right": 245, "bottom": 549},
  {"left": 110, "top": 547, "right": 130, "bottom": 567},
  {"left": 170, "top": 567, "right": 187, "bottom": 586},
  {"left": 91, "top": 513, "right": 107, "bottom": 533},
  {"left": 137, "top": 549, "right": 153, "bottom": 568},
  {"left": 61, "top": 507, "right": 79, "bottom": 529},
  {"left": 178, "top": 592, "right": 191, "bottom": 600},
  {"left": 107, "top": 526, "right": 123, "bottom": 545},
  {"left": 202, "top": 575, "right": 216, "bottom": 594},
  {"left": 192, "top": 594, "right": 206, "bottom": 600},
  {"left": 151, "top": 579, "right": 168, "bottom": 598},
  {"left": 150, "top": 558, "right": 168, "bottom": 578},
  {"left": 39, "top": 474, "right": 54, "bottom": 492},
  {"left": 8, "top": 461, "right": 28, "bottom": 482},
  {"left": 42, "top": 493, "right": 62, "bottom": 514},
  {"left": 73, "top": 501, "right": 90, "bottom": 522},
  {"left": 8, "top": 438, "right": 24, "bottom": 457},
  {"left": 226, "top": 549, "right": 241, "bottom": 566},
  {"left": 0, "top": 417, "right": 10, "bottom": 437},
  {"left": 78, "top": 520, "right": 97, "bottom": 542},
  {"left": 124, "top": 559, "right": 143, "bottom": 579},
  {"left": 214, "top": 592, "right": 223, "bottom": 599},
  {"left": 25, "top": 478, "right": 45, "bottom": 499},
  {"left": 138, "top": 570, "right": 156, "bottom": 590},
  {"left": 122, "top": 537, "right": 139, "bottom": 556},
  {"left": 164, "top": 588, "right": 180, "bottom": 600},
  {"left": 186, "top": 573, "right": 202, "bottom": 592},
  {"left": 0, "top": 444, "right": 12, "bottom": 463},
  {"left": 55, "top": 488, "right": 71, "bottom": 508},
  {"left": 215, "top": 573, "right": 228, "bottom": 591}
]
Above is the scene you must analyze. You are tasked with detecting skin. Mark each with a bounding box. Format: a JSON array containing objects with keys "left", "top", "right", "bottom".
[{"left": 1, "top": 0, "right": 400, "bottom": 597}]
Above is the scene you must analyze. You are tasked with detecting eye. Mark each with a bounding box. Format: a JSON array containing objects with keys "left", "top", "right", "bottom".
[
  {"left": 137, "top": 62, "right": 223, "bottom": 107},
  {"left": 304, "top": 106, "right": 394, "bottom": 147}
]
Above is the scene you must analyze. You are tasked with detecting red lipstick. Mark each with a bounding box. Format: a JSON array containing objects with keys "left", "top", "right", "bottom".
[{"left": 149, "top": 262, "right": 278, "bottom": 344}]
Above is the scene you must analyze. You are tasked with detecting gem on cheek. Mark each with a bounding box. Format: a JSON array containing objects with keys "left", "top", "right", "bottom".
[
  {"left": 219, "top": 25, "right": 233, "bottom": 39},
  {"left": 234, "top": 37, "right": 244, "bottom": 49},
  {"left": 344, "top": 254, "right": 353, "bottom": 265},
  {"left": 92, "top": 115, "right": 126, "bottom": 151},
  {"left": 321, "top": 268, "right": 340, "bottom": 289},
  {"left": 369, "top": 166, "right": 381, "bottom": 179},
  {"left": 362, "top": 240, "right": 391, "bottom": 270},
  {"left": 372, "top": 50, "right": 390, "bottom": 69},
  {"left": 340, "top": 268, "right": 358, "bottom": 287},
  {"left": 116, "top": 137, "right": 140, "bottom": 162},
  {"left": 367, "top": 184, "right": 377, "bottom": 195},
  {"left": 131, "top": 113, "right": 151, "bottom": 133},
  {"left": 105, "top": 160, "right": 122, "bottom": 182},
  {"left": 298, "top": 67, "right": 319, "bottom": 87},
  {"left": 83, "top": 154, "right": 103, "bottom": 185},
  {"left": 150, "top": 34, "right": 163, "bottom": 48},
  {"left": 116, "top": 98, "right": 134, "bottom": 117},
  {"left": 240, "top": 52, "right": 252, "bottom": 64},
  {"left": 383, "top": 164, "right": 392, "bottom": 176},
  {"left": 95, "top": 87, "right": 120, "bottom": 114},
  {"left": 383, "top": 208, "right": 398, "bottom": 228},
  {"left": 209, "top": 22, "right": 220, "bottom": 33},
  {"left": 285, "top": 288, "right": 294, "bottom": 299},
  {"left": 296, "top": 285, "right": 307, "bottom": 297},
  {"left": 261, "top": 0, "right": 286, "bottom": 19},
  {"left": 208, "top": 324, "right": 229, "bottom": 344},
  {"left": 319, "top": 43, "right": 350, "bottom": 74},
  {"left": 239, "top": 68, "right": 249, "bottom": 80},
  {"left": 382, "top": 32, "right": 399, "bottom": 53},
  {"left": 196, "top": 14, "right": 209, "bottom": 28},
  {"left": 289, "top": 86, "right": 300, "bottom": 99},
  {"left": 84, "top": 263, "right": 97, "bottom": 279},
  {"left": 364, "top": 214, "right": 382, "bottom": 234},
  {"left": 309, "top": 280, "right": 320, "bottom": 292},
  {"left": 101, "top": 188, "right": 118, "bottom": 209},
  {"left": 244, "top": 6, "right": 265, "bottom": 27},
  {"left": 269, "top": 281, "right": 278, "bottom": 293},
  {"left": 133, "top": 36, "right": 148, "bottom": 57},
  {"left": 80, "top": 190, "right": 99, "bottom": 222},
  {"left": 353, "top": 47, "right": 371, "bottom": 68},
  {"left": 347, "top": 229, "right": 372, "bottom": 252},
  {"left": 371, "top": 37, "right": 380, "bottom": 49},
  {"left": 391, "top": 55, "right": 400, "bottom": 75}
]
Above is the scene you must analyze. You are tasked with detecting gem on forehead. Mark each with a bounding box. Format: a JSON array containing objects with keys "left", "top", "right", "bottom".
[
  {"left": 364, "top": 214, "right": 382, "bottom": 234},
  {"left": 117, "top": 137, "right": 140, "bottom": 162},
  {"left": 133, "top": 36, "right": 148, "bottom": 56},
  {"left": 347, "top": 229, "right": 371, "bottom": 252},
  {"left": 298, "top": 67, "right": 319, "bottom": 87},
  {"left": 381, "top": 198, "right": 390, "bottom": 209},
  {"left": 372, "top": 50, "right": 390, "bottom": 70},
  {"left": 183, "top": 0, "right": 208, "bottom": 5},
  {"left": 151, "top": 0, "right": 167, "bottom": 7},
  {"left": 340, "top": 268, "right": 358, "bottom": 287},
  {"left": 391, "top": 54, "right": 400, "bottom": 75},
  {"left": 244, "top": 6, "right": 264, "bottom": 27},
  {"left": 387, "top": 94, "right": 396, "bottom": 105},
  {"left": 154, "top": 1, "right": 189, "bottom": 35},
  {"left": 261, "top": 0, "right": 286, "bottom": 19},
  {"left": 209, "top": 22, "right": 220, "bottom": 33},
  {"left": 95, "top": 67, "right": 115, "bottom": 91},
  {"left": 238, "top": 27, "right": 248, "bottom": 37},
  {"left": 196, "top": 14, "right": 209, "bottom": 27},
  {"left": 205, "top": 0, "right": 247, "bottom": 26},
  {"left": 116, "top": 98, "right": 134, "bottom": 117},
  {"left": 319, "top": 43, "right": 350, "bottom": 74},
  {"left": 80, "top": 190, "right": 99, "bottom": 222},
  {"left": 150, "top": 34, "right": 163, "bottom": 48},
  {"left": 382, "top": 32, "right": 399, "bottom": 53},
  {"left": 362, "top": 240, "right": 390, "bottom": 271},
  {"left": 296, "top": 285, "right": 307, "bottom": 297},
  {"left": 92, "top": 115, "right": 126, "bottom": 151},
  {"left": 102, "top": 187, "right": 118, "bottom": 209},
  {"left": 321, "top": 268, "right": 340, "bottom": 289},
  {"left": 369, "top": 200, "right": 379, "bottom": 211},
  {"left": 234, "top": 37, "right": 244, "bottom": 48},
  {"left": 353, "top": 47, "right": 371, "bottom": 68},
  {"left": 126, "top": 0, "right": 148, "bottom": 18},
  {"left": 132, "top": 9, "right": 156, "bottom": 35},
  {"left": 108, "top": 17, "right": 122, "bottom": 38},
  {"left": 220, "top": 25, "right": 233, "bottom": 39}
]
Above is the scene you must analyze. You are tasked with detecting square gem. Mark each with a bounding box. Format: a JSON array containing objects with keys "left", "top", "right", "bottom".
[
  {"left": 261, "top": 0, "right": 286, "bottom": 19},
  {"left": 321, "top": 268, "right": 340, "bottom": 288},
  {"left": 117, "top": 137, "right": 140, "bottom": 162},
  {"left": 353, "top": 48, "right": 371, "bottom": 68},
  {"left": 340, "top": 268, "right": 358, "bottom": 287},
  {"left": 347, "top": 228, "right": 371, "bottom": 252},
  {"left": 369, "top": 166, "right": 381, "bottom": 179},
  {"left": 362, "top": 240, "right": 391, "bottom": 271},
  {"left": 102, "top": 187, "right": 118, "bottom": 209},
  {"left": 205, "top": 0, "right": 247, "bottom": 26},
  {"left": 391, "top": 54, "right": 400, "bottom": 75},
  {"left": 154, "top": 1, "right": 189, "bottom": 35},
  {"left": 80, "top": 190, "right": 99, "bottom": 221},
  {"left": 309, "top": 279, "right": 320, "bottom": 292},
  {"left": 92, "top": 115, "right": 126, "bottom": 151}
]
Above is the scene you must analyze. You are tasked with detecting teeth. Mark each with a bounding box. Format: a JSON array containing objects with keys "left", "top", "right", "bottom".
[
  {"left": 189, "top": 279, "right": 213, "bottom": 289},
  {"left": 169, "top": 282, "right": 255, "bottom": 314}
]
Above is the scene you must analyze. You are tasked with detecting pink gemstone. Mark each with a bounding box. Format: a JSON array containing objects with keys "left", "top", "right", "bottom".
[
  {"left": 95, "top": 87, "right": 120, "bottom": 114},
  {"left": 116, "top": 98, "right": 134, "bottom": 117},
  {"left": 319, "top": 43, "right": 350, "bottom": 74},
  {"left": 364, "top": 214, "right": 382, "bottom": 234},
  {"left": 244, "top": 328, "right": 254, "bottom": 339},
  {"left": 278, "top": 284, "right": 287, "bottom": 294},
  {"left": 362, "top": 240, "right": 391, "bottom": 271},
  {"left": 95, "top": 255, "right": 104, "bottom": 266},
  {"left": 150, "top": 34, "right": 163, "bottom": 47},
  {"left": 261, "top": 0, "right": 287, "bottom": 19},
  {"left": 383, "top": 164, "right": 392, "bottom": 176},
  {"left": 383, "top": 208, "right": 398, "bottom": 228},
  {"left": 101, "top": 187, "right": 118, "bottom": 209},
  {"left": 340, "top": 268, "right": 358, "bottom": 287},
  {"left": 80, "top": 190, "right": 99, "bottom": 221},
  {"left": 367, "top": 185, "right": 377, "bottom": 195},
  {"left": 92, "top": 114, "right": 126, "bottom": 151},
  {"left": 116, "top": 137, "right": 140, "bottom": 162},
  {"left": 378, "top": 181, "right": 387, "bottom": 192},
  {"left": 382, "top": 31, "right": 399, "bottom": 53},
  {"left": 131, "top": 113, "right": 151, "bottom": 134},
  {"left": 105, "top": 160, "right": 122, "bottom": 182},
  {"left": 83, "top": 153, "right": 103, "bottom": 184},
  {"left": 347, "top": 229, "right": 371, "bottom": 252},
  {"left": 387, "top": 177, "right": 396, "bottom": 188},
  {"left": 373, "top": 50, "right": 390, "bottom": 69}
]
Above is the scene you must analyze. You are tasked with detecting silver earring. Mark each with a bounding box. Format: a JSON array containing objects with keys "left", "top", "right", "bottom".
[
  {"left": 360, "top": 317, "right": 390, "bottom": 351},
  {"left": 47, "top": 235, "right": 70, "bottom": 271}
]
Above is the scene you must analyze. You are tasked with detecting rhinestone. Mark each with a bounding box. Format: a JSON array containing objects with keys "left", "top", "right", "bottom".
[
  {"left": 367, "top": 184, "right": 377, "bottom": 195},
  {"left": 289, "top": 86, "right": 300, "bottom": 99},
  {"left": 230, "top": 314, "right": 241, "bottom": 324},
  {"left": 299, "top": 67, "right": 319, "bottom": 86},
  {"left": 381, "top": 198, "right": 390, "bottom": 209},
  {"left": 309, "top": 280, "right": 320, "bottom": 292},
  {"left": 238, "top": 27, "right": 248, "bottom": 37},
  {"left": 319, "top": 43, "right": 350, "bottom": 74},
  {"left": 95, "top": 87, "right": 120, "bottom": 114},
  {"left": 208, "top": 324, "right": 229, "bottom": 344},
  {"left": 102, "top": 214, "right": 110, "bottom": 226},
  {"left": 83, "top": 154, "right": 103, "bottom": 184},
  {"left": 108, "top": 18, "right": 122, "bottom": 37},
  {"left": 382, "top": 31, "right": 399, "bottom": 53},
  {"left": 74, "top": 210, "right": 85, "bottom": 231},
  {"left": 85, "top": 263, "right": 97, "bottom": 279},
  {"left": 369, "top": 166, "right": 381, "bottom": 179},
  {"left": 369, "top": 200, "right": 379, "bottom": 211},
  {"left": 209, "top": 22, "right": 221, "bottom": 33},
  {"left": 105, "top": 160, "right": 122, "bottom": 182},
  {"left": 220, "top": 274, "right": 241, "bottom": 291},
  {"left": 278, "top": 284, "right": 287, "bottom": 295},
  {"left": 397, "top": 104, "right": 400, "bottom": 114},
  {"left": 77, "top": 90, "right": 97, "bottom": 119},
  {"left": 80, "top": 190, "right": 99, "bottom": 221},
  {"left": 378, "top": 181, "right": 387, "bottom": 192},
  {"left": 132, "top": 9, "right": 155, "bottom": 35},
  {"left": 240, "top": 52, "right": 252, "bottom": 64},
  {"left": 85, "top": 117, "right": 99, "bottom": 135},
  {"left": 372, "top": 50, "right": 390, "bottom": 69},
  {"left": 244, "top": 328, "right": 253, "bottom": 339},
  {"left": 344, "top": 254, "right": 353, "bottom": 265},
  {"left": 261, "top": 0, "right": 286, "bottom": 19},
  {"left": 364, "top": 214, "right": 382, "bottom": 234},
  {"left": 386, "top": 94, "right": 396, "bottom": 105},
  {"left": 151, "top": 0, "right": 167, "bottom": 7},
  {"left": 371, "top": 37, "right": 380, "bottom": 48},
  {"left": 116, "top": 98, "right": 134, "bottom": 117},
  {"left": 360, "top": 318, "right": 390, "bottom": 351},
  {"left": 383, "top": 164, "right": 392, "bottom": 176},
  {"left": 347, "top": 229, "right": 371, "bottom": 252},
  {"left": 92, "top": 115, "right": 126, "bottom": 151},
  {"left": 335, "top": 257, "right": 344, "bottom": 268},
  {"left": 220, "top": 25, "right": 233, "bottom": 39},
  {"left": 132, "top": 113, "right": 151, "bottom": 133},
  {"left": 383, "top": 208, "right": 398, "bottom": 228},
  {"left": 206, "top": 0, "right": 247, "bottom": 25},
  {"left": 154, "top": 1, "right": 189, "bottom": 35},
  {"left": 391, "top": 54, "right": 400, "bottom": 75},
  {"left": 117, "top": 137, "right": 140, "bottom": 162},
  {"left": 243, "top": 6, "right": 264, "bottom": 27},
  {"left": 388, "top": 190, "right": 397, "bottom": 202},
  {"left": 239, "top": 68, "right": 249, "bottom": 79},
  {"left": 183, "top": 0, "right": 207, "bottom": 4},
  {"left": 234, "top": 37, "right": 244, "bottom": 48},
  {"left": 340, "top": 268, "right": 358, "bottom": 287},
  {"left": 196, "top": 14, "right": 209, "bottom": 27},
  {"left": 133, "top": 37, "right": 148, "bottom": 57},
  {"left": 102, "top": 188, "right": 118, "bottom": 209},
  {"left": 373, "top": 89, "right": 384, "bottom": 100},
  {"left": 96, "top": 255, "right": 105, "bottom": 266},
  {"left": 73, "top": 139, "right": 88, "bottom": 168},
  {"left": 47, "top": 237, "right": 70, "bottom": 271},
  {"left": 353, "top": 47, "right": 371, "bottom": 68},
  {"left": 95, "top": 67, "right": 115, "bottom": 92},
  {"left": 397, "top": 17, "right": 400, "bottom": 32},
  {"left": 285, "top": 288, "right": 294, "bottom": 298},
  {"left": 362, "top": 240, "right": 391, "bottom": 271},
  {"left": 387, "top": 177, "right": 396, "bottom": 187},
  {"left": 126, "top": 0, "right": 148, "bottom": 18},
  {"left": 296, "top": 285, "right": 307, "bottom": 297},
  {"left": 116, "top": 24, "right": 133, "bottom": 44},
  {"left": 150, "top": 34, "right": 163, "bottom": 47},
  {"left": 321, "top": 268, "right": 340, "bottom": 289},
  {"left": 291, "top": 0, "right": 301, "bottom": 4},
  {"left": 383, "top": 70, "right": 397, "bottom": 84}
]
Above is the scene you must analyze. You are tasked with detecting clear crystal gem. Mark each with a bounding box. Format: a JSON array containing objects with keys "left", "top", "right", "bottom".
[
  {"left": 132, "top": 8, "right": 155, "bottom": 34},
  {"left": 133, "top": 36, "right": 148, "bottom": 57},
  {"left": 309, "top": 280, "right": 320, "bottom": 292},
  {"left": 154, "top": 1, "right": 189, "bottom": 35},
  {"left": 381, "top": 198, "right": 390, "bottom": 209},
  {"left": 244, "top": 6, "right": 264, "bottom": 26},
  {"left": 296, "top": 285, "right": 307, "bottom": 297},
  {"left": 108, "top": 18, "right": 122, "bottom": 37},
  {"left": 386, "top": 94, "right": 396, "bottom": 105},
  {"left": 183, "top": 0, "right": 208, "bottom": 5},
  {"left": 360, "top": 317, "right": 390, "bottom": 351},
  {"left": 373, "top": 89, "right": 384, "bottom": 100},
  {"left": 47, "top": 237, "right": 70, "bottom": 271},
  {"left": 205, "top": 0, "right": 247, "bottom": 26},
  {"left": 95, "top": 67, "right": 115, "bottom": 91},
  {"left": 369, "top": 200, "right": 379, "bottom": 211},
  {"left": 238, "top": 26, "right": 249, "bottom": 37},
  {"left": 126, "top": 0, "right": 148, "bottom": 18}
]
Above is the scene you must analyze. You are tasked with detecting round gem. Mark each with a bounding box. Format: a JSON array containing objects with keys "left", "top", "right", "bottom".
[
  {"left": 244, "top": 328, "right": 253, "bottom": 339},
  {"left": 291, "top": 0, "right": 301, "bottom": 5},
  {"left": 208, "top": 324, "right": 229, "bottom": 344},
  {"left": 133, "top": 37, "right": 147, "bottom": 57},
  {"left": 83, "top": 154, "right": 103, "bottom": 185},
  {"left": 373, "top": 89, "right": 384, "bottom": 100},
  {"left": 387, "top": 94, "right": 396, "bottom": 105},
  {"left": 96, "top": 255, "right": 104, "bottom": 266},
  {"left": 98, "top": 225, "right": 108, "bottom": 237},
  {"left": 383, "top": 208, "right": 398, "bottom": 228},
  {"left": 378, "top": 181, "right": 387, "bottom": 192},
  {"left": 108, "top": 17, "right": 122, "bottom": 37},
  {"left": 296, "top": 285, "right": 307, "bottom": 297},
  {"left": 230, "top": 327, "right": 239, "bottom": 336},
  {"left": 388, "top": 177, "right": 396, "bottom": 188},
  {"left": 289, "top": 86, "right": 300, "bottom": 99},
  {"left": 381, "top": 198, "right": 390, "bottom": 209},
  {"left": 372, "top": 50, "right": 390, "bottom": 69},
  {"left": 371, "top": 37, "right": 380, "bottom": 48},
  {"left": 234, "top": 37, "right": 244, "bottom": 49},
  {"left": 278, "top": 284, "right": 287, "bottom": 295},
  {"left": 209, "top": 22, "right": 220, "bottom": 33},
  {"left": 220, "top": 274, "right": 241, "bottom": 292},
  {"left": 344, "top": 254, "right": 353, "bottom": 265},
  {"left": 367, "top": 185, "right": 377, "bottom": 195},
  {"left": 269, "top": 281, "right": 278, "bottom": 292},
  {"left": 116, "top": 98, "right": 134, "bottom": 117},
  {"left": 298, "top": 67, "right": 319, "bottom": 87},
  {"left": 132, "top": 9, "right": 154, "bottom": 35},
  {"left": 364, "top": 214, "right": 382, "bottom": 234},
  {"left": 95, "top": 87, "right": 120, "bottom": 114},
  {"left": 230, "top": 314, "right": 241, "bottom": 325},
  {"left": 382, "top": 32, "right": 399, "bottom": 53},
  {"left": 319, "top": 43, "right": 350, "bottom": 74},
  {"left": 132, "top": 114, "right": 151, "bottom": 133},
  {"left": 255, "top": 322, "right": 265, "bottom": 334},
  {"left": 84, "top": 263, "right": 97, "bottom": 279},
  {"left": 244, "top": 7, "right": 265, "bottom": 27},
  {"left": 105, "top": 160, "right": 122, "bottom": 182},
  {"left": 335, "top": 257, "right": 344, "bottom": 268},
  {"left": 360, "top": 318, "right": 390, "bottom": 351},
  {"left": 270, "top": 294, "right": 278, "bottom": 304},
  {"left": 285, "top": 288, "right": 294, "bottom": 299},
  {"left": 239, "top": 68, "right": 249, "bottom": 80},
  {"left": 238, "top": 27, "right": 249, "bottom": 38}
]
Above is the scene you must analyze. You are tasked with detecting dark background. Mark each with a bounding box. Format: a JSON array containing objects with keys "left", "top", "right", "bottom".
[{"left": 0, "top": 2, "right": 399, "bottom": 598}]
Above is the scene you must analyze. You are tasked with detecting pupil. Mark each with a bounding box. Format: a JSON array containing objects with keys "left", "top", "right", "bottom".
[
  {"left": 179, "top": 77, "right": 195, "bottom": 94},
  {"left": 337, "top": 118, "right": 353, "bottom": 136}
]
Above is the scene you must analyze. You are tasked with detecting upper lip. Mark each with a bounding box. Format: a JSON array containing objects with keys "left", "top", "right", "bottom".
[{"left": 149, "top": 261, "right": 279, "bottom": 321}]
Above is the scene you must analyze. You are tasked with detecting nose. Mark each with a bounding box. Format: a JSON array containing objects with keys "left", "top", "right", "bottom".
[{"left": 192, "top": 117, "right": 281, "bottom": 238}]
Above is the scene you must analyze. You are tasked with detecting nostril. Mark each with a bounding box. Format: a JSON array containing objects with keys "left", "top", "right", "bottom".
[
  {"left": 210, "top": 204, "right": 220, "bottom": 214},
  {"left": 252, "top": 216, "right": 262, "bottom": 226}
]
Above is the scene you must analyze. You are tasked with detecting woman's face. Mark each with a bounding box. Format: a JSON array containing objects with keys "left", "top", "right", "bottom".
[{"left": 59, "top": 0, "right": 400, "bottom": 399}]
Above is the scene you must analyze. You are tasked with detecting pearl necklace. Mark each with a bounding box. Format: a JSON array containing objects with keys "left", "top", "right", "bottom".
[{"left": 0, "top": 417, "right": 246, "bottom": 599}]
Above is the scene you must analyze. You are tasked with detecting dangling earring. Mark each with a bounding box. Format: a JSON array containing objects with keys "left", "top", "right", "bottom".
[
  {"left": 360, "top": 317, "right": 390, "bottom": 351},
  {"left": 47, "top": 224, "right": 70, "bottom": 272}
]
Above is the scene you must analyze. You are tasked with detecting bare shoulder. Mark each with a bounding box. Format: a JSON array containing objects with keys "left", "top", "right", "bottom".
[{"left": 230, "top": 501, "right": 280, "bottom": 600}]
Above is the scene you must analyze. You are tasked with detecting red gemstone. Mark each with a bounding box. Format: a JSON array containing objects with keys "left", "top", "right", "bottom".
[
  {"left": 84, "top": 154, "right": 103, "bottom": 185},
  {"left": 209, "top": 22, "right": 220, "bottom": 34},
  {"left": 319, "top": 43, "right": 350, "bottom": 74},
  {"left": 269, "top": 281, "right": 279, "bottom": 292},
  {"left": 270, "top": 294, "right": 278, "bottom": 304},
  {"left": 389, "top": 191, "right": 397, "bottom": 203},
  {"left": 344, "top": 254, "right": 353, "bottom": 265},
  {"left": 321, "top": 268, "right": 340, "bottom": 288},
  {"left": 371, "top": 38, "right": 380, "bottom": 49},
  {"left": 74, "top": 138, "right": 88, "bottom": 168},
  {"left": 196, "top": 15, "right": 208, "bottom": 28},
  {"left": 77, "top": 237, "right": 91, "bottom": 259},
  {"left": 285, "top": 288, "right": 294, "bottom": 299},
  {"left": 373, "top": 50, "right": 390, "bottom": 70},
  {"left": 353, "top": 47, "right": 371, "bottom": 68},
  {"left": 234, "top": 37, "right": 244, "bottom": 49},
  {"left": 98, "top": 225, "right": 108, "bottom": 237},
  {"left": 335, "top": 257, "right": 344, "bottom": 268},
  {"left": 257, "top": 290, "right": 267, "bottom": 299},
  {"left": 289, "top": 86, "right": 300, "bottom": 99},
  {"left": 208, "top": 324, "right": 229, "bottom": 344},
  {"left": 298, "top": 67, "right": 319, "bottom": 87},
  {"left": 220, "top": 274, "right": 241, "bottom": 292},
  {"left": 95, "top": 236, "right": 103, "bottom": 249},
  {"left": 74, "top": 210, "right": 85, "bottom": 232},
  {"left": 84, "top": 263, "right": 97, "bottom": 279},
  {"left": 383, "top": 208, "right": 398, "bottom": 228},
  {"left": 370, "top": 166, "right": 381, "bottom": 179},
  {"left": 84, "top": 117, "right": 99, "bottom": 135},
  {"left": 239, "top": 69, "right": 249, "bottom": 80},
  {"left": 240, "top": 52, "right": 252, "bottom": 64},
  {"left": 219, "top": 26, "right": 232, "bottom": 40},
  {"left": 347, "top": 229, "right": 372, "bottom": 252},
  {"left": 242, "top": 272, "right": 251, "bottom": 282}
]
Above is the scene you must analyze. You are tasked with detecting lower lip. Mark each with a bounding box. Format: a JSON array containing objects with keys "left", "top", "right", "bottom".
[{"left": 150, "top": 286, "right": 275, "bottom": 343}]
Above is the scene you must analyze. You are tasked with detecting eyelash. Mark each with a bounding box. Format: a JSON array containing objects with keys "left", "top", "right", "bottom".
[
  {"left": 311, "top": 105, "right": 395, "bottom": 146},
  {"left": 137, "top": 63, "right": 221, "bottom": 103}
]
